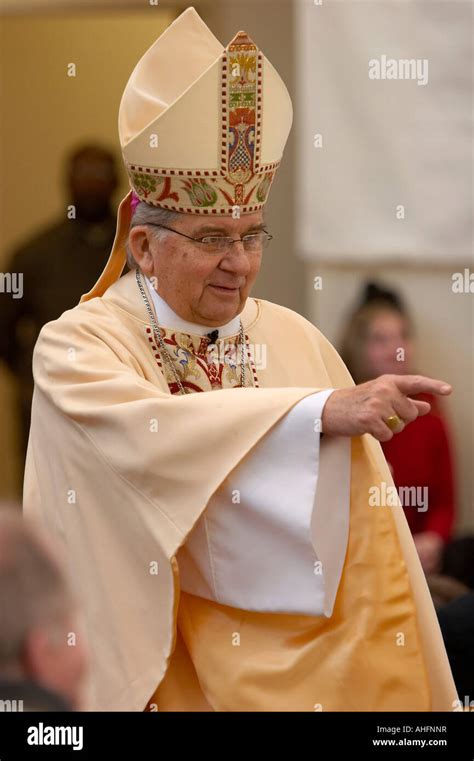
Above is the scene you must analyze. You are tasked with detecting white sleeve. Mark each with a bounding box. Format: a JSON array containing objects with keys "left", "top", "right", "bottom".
[{"left": 176, "top": 390, "right": 351, "bottom": 617}]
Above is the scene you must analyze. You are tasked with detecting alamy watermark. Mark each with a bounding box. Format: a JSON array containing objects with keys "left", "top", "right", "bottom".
[
  {"left": 206, "top": 342, "right": 267, "bottom": 370},
  {"left": 369, "top": 55, "right": 429, "bottom": 86},
  {"left": 0, "top": 698, "right": 24, "bottom": 711},
  {"left": 369, "top": 482, "right": 429, "bottom": 513},
  {"left": 0, "top": 272, "right": 23, "bottom": 299}
]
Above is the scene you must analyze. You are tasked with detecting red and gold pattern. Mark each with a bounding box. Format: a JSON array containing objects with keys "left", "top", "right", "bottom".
[
  {"left": 145, "top": 325, "right": 259, "bottom": 393},
  {"left": 125, "top": 32, "right": 280, "bottom": 215}
]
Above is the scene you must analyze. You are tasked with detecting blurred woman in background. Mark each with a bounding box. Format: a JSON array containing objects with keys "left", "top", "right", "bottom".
[{"left": 340, "top": 282, "right": 457, "bottom": 574}]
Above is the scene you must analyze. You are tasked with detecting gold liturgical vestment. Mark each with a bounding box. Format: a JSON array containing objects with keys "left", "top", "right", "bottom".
[{"left": 23, "top": 270, "right": 457, "bottom": 711}]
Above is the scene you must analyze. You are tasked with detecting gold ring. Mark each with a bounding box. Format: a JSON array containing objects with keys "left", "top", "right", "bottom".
[{"left": 385, "top": 414, "right": 402, "bottom": 432}]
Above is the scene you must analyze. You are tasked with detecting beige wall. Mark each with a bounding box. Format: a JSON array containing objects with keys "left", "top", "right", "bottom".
[{"left": 0, "top": 9, "right": 176, "bottom": 257}]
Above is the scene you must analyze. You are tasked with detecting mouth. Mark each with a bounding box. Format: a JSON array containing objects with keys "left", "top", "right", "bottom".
[{"left": 208, "top": 284, "right": 240, "bottom": 294}]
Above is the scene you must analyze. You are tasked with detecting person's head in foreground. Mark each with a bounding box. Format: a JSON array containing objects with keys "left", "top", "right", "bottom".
[{"left": 0, "top": 509, "right": 89, "bottom": 710}]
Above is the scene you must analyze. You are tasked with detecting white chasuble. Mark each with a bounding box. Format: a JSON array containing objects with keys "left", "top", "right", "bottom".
[{"left": 23, "top": 270, "right": 457, "bottom": 712}]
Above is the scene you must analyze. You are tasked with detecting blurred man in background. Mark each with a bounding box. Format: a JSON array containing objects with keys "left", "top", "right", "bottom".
[{"left": 0, "top": 144, "right": 118, "bottom": 468}]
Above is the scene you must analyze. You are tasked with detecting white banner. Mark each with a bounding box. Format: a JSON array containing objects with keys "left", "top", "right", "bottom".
[{"left": 295, "top": 0, "right": 473, "bottom": 265}]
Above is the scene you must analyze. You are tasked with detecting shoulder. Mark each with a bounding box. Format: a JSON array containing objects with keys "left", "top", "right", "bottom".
[
  {"left": 253, "top": 297, "right": 326, "bottom": 339},
  {"left": 38, "top": 296, "right": 110, "bottom": 337},
  {"left": 33, "top": 296, "right": 142, "bottom": 388},
  {"left": 252, "top": 298, "right": 356, "bottom": 387},
  {"left": 253, "top": 297, "right": 340, "bottom": 357},
  {"left": 34, "top": 296, "right": 124, "bottom": 365}
]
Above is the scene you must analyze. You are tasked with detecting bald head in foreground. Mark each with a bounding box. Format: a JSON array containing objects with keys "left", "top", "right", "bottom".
[{"left": 0, "top": 509, "right": 89, "bottom": 711}]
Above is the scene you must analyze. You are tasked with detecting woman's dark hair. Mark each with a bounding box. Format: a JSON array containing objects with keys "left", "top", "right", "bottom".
[{"left": 360, "top": 281, "right": 406, "bottom": 313}]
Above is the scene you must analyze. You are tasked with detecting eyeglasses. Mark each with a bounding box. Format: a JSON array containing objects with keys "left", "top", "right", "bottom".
[{"left": 145, "top": 223, "right": 273, "bottom": 254}]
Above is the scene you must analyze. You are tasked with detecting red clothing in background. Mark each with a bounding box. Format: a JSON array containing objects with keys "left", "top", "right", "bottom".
[{"left": 381, "top": 392, "right": 456, "bottom": 542}]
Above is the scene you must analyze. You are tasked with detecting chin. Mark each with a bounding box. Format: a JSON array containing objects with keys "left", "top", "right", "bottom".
[
  {"left": 202, "top": 297, "right": 244, "bottom": 324},
  {"left": 207, "top": 309, "right": 239, "bottom": 325}
]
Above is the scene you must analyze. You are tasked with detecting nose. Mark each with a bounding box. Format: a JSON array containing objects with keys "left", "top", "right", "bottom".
[{"left": 218, "top": 239, "right": 252, "bottom": 276}]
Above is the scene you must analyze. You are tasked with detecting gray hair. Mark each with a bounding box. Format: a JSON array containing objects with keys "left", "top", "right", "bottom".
[
  {"left": 0, "top": 509, "right": 75, "bottom": 671},
  {"left": 125, "top": 202, "right": 183, "bottom": 270}
]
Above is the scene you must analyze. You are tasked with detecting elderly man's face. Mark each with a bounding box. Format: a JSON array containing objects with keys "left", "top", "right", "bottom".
[{"left": 131, "top": 210, "right": 265, "bottom": 327}]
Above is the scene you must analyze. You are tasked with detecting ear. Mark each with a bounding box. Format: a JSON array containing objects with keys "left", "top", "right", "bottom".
[{"left": 128, "top": 226, "right": 155, "bottom": 276}]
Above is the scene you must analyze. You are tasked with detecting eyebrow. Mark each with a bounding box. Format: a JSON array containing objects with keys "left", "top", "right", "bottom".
[{"left": 192, "top": 221, "right": 267, "bottom": 236}]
